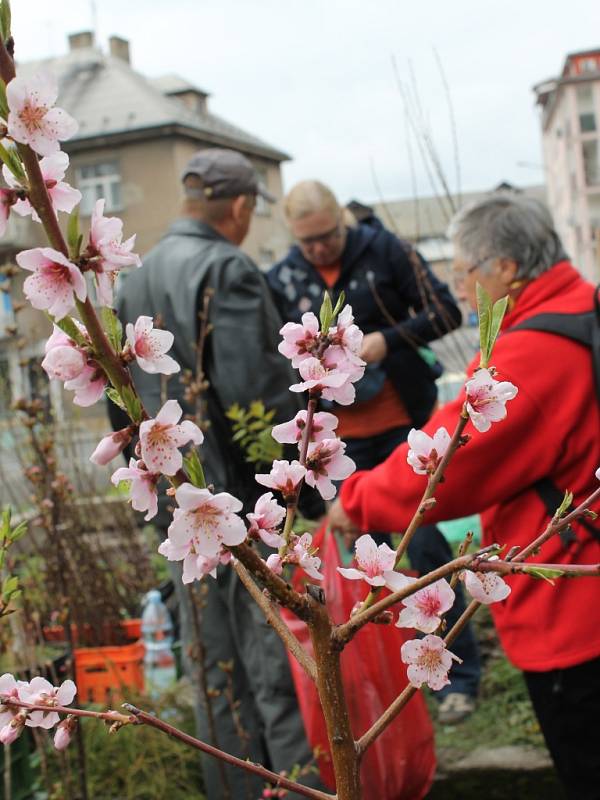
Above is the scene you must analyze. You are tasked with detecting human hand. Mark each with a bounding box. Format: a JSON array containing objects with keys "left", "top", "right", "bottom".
[
  {"left": 328, "top": 498, "right": 361, "bottom": 550},
  {"left": 359, "top": 331, "right": 387, "bottom": 364}
]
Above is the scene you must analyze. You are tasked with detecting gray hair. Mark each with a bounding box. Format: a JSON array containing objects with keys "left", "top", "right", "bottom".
[{"left": 448, "top": 194, "right": 568, "bottom": 279}]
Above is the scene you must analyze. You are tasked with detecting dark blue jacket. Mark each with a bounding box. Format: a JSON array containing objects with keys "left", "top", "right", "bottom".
[{"left": 267, "top": 223, "right": 462, "bottom": 428}]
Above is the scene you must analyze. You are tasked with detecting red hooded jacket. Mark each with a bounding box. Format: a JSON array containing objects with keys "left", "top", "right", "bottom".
[{"left": 340, "top": 262, "right": 600, "bottom": 671}]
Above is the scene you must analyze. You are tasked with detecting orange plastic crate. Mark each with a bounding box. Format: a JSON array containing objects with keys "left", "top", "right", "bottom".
[{"left": 74, "top": 640, "right": 145, "bottom": 704}]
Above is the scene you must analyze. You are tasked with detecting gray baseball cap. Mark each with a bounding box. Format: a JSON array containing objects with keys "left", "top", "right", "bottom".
[{"left": 182, "top": 148, "right": 276, "bottom": 202}]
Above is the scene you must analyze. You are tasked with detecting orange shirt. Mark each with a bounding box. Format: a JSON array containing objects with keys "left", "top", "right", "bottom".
[{"left": 314, "top": 263, "right": 411, "bottom": 438}]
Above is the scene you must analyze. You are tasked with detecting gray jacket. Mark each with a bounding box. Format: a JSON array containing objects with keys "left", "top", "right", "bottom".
[{"left": 113, "top": 218, "right": 300, "bottom": 524}]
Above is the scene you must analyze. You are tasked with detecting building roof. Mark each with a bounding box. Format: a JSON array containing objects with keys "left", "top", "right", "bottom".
[
  {"left": 16, "top": 44, "right": 289, "bottom": 162},
  {"left": 372, "top": 182, "right": 547, "bottom": 243}
]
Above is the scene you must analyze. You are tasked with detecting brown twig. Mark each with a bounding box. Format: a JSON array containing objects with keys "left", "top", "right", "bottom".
[
  {"left": 233, "top": 560, "right": 317, "bottom": 682},
  {"left": 514, "top": 486, "right": 600, "bottom": 563},
  {"left": 123, "top": 704, "right": 335, "bottom": 800},
  {"left": 332, "top": 547, "right": 490, "bottom": 647}
]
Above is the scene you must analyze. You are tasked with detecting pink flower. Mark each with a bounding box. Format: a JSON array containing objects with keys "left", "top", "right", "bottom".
[
  {"left": 465, "top": 368, "right": 518, "bottom": 433},
  {"left": 16, "top": 247, "right": 86, "bottom": 320},
  {"left": 6, "top": 73, "right": 78, "bottom": 156},
  {"left": 401, "top": 634, "right": 461, "bottom": 691},
  {"left": 266, "top": 553, "right": 283, "bottom": 575},
  {"left": 139, "top": 400, "right": 203, "bottom": 476},
  {"left": 125, "top": 316, "right": 180, "bottom": 375},
  {"left": 290, "top": 533, "right": 324, "bottom": 581},
  {"left": 64, "top": 363, "right": 107, "bottom": 407},
  {"left": 90, "top": 428, "right": 133, "bottom": 466},
  {"left": 0, "top": 674, "right": 28, "bottom": 727},
  {"left": 159, "top": 484, "right": 246, "bottom": 581},
  {"left": 304, "top": 438, "right": 355, "bottom": 500},
  {"left": 255, "top": 460, "right": 306, "bottom": 499},
  {"left": 111, "top": 459, "right": 159, "bottom": 521},
  {"left": 406, "top": 427, "right": 452, "bottom": 475},
  {"left": 3, "top": 151, "right": 81, "bottom": 222},
  {"left": 396, "top": 579, "right": 455, "bottom": 633},
  {"left": 18, "top": 677, "right": 76, "bottom": 729},
  {"left": 462, "top": 564, "right": 511, "bottom": 604},
  {"left": 271, "top": 410, "right": 338, "bottom": 446},
  {"left": 246, "top": 492, "right": 286, "bottom": 548},
  {"left": 338, "top": 533, "right": 398, "bottom": 587},
  {"left": 290, "top": 357, "right": 356, "bottom": 405},
  {"left": 278, "top": 313, "right": 320, "bottom": 367},
  {"left": 0, "top": 189, "right": 14, "bottom": 237},
  {"left": 327, "top": 305, "right": 364, "bottom": 365},
  {"left": 88, "top": 199, "right": 141, "bottom": 305}
]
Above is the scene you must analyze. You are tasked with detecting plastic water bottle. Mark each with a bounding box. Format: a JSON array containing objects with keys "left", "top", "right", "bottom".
[{"left": 141, "top": 589, "right": 176, "bottom": 697}]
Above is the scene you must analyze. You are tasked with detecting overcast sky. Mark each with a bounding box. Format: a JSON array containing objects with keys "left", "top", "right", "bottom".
[{"left": 10, "top": 0, "right": 600, "bottom": 204}]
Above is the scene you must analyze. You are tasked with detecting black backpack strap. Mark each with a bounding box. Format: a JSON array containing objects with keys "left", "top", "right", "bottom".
[
  {"left": 535, "top": 477, "right": 600, "bottom": 545},
  {"left": 506, "top": 291, "right": 600, "bottom": 545}
]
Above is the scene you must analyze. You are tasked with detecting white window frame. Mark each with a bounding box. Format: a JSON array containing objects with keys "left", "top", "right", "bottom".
[{"left": 76, "top": 161, "right": 123, "bottom": 215}]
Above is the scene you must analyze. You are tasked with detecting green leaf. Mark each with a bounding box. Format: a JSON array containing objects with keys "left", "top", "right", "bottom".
[
  {"left": 554, "top": 490, "right": 573, "bottom": 520},
  {"left": 523, "top": 566, "right": 564, "bottom": 584},
  {"left": 67, "top": 209, "right": 82, "bottom": 260},
  {"left": 53, "top": 315, "right": 87, "bottom": 347},
  {"left": 106, "top": 387, "right": 127, "bottom": 412},
  {"left": 476, "top": 283, "right": 493, "bottom": 368},
  {"left": 100, "top": 306, "right": 123, "bottom": 352},
  {"left": 2, "top": 575, "right": 19, "bottom": 602},
  {"left": 121, "top": 385, "right": 143, "bottom": 424},
  {"left": 489, "top": 295, "right": 509, "bottom": 354},
  {"left": 332, "top": 290, "right": 346, "bottom": 318},
  {"left": 0, "top": 1, "right": 12, "bottom": 42},
  {"left": 9, "top": 521, "right": 27, "bottom": 542},
  {"left": 319, "top": 291, "right": 334, "bottom": 334},
  {"left": 183, "top": 449, "right": 206, "bottom": 489},
  {"left": 0, "top": 139, "right": 25, "bottom": 182},
  {"left": 0, "top": 507, "right": 11, "bottom": 538}
]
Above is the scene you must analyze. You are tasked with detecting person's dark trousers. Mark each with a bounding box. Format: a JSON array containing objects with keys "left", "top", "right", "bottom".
[
  {"left": 344, "top": 425, "right": 481, "bottom": 699},
  {"left": 524, "top": 656, "right": 600, "bottom": 800}
]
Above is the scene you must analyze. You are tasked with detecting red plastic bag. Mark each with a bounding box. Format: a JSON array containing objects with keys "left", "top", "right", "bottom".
[{"left": 281, "top": 526, "right": 436, "bottom": 799}]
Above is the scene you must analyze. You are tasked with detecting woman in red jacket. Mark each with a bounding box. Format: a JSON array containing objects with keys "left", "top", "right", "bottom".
[{"left": 329, "top": 194, "right": 600, "bottom": 800}]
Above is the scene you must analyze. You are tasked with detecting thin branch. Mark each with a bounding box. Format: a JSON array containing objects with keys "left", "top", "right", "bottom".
[
  {"left": 333, "top": 547, "right": 491, "bottom": 647},
  {"left": 230, "top": 542, "right": 311, "bottom": 620},
  {"left": 233, "top": 560, "right": 317, "bottom": 682},
  {"left": 514, "top": 486, "right": 600, "bottom": 563},
  {"left": 123, "top": 704, "right": 335, "bottom": 800},
  {"left": 474, "top": 560, "right": 600, "bottom": 578},
  {"left": 357, "top": 599, "right": 480, "bottom": 754}
]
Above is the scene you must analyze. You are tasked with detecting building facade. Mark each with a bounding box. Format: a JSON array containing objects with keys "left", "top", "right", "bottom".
[
  {"left": 534, "top": 49, "right": 600, "bottom": 281},
  {"left": 0, "top": 32, "right": 292, "bottom": 419}
]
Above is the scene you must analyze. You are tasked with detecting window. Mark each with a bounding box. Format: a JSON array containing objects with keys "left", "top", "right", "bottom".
[
  {"left": 258, "top": 247, "right": 275, "bottom": 269},
  {"left": 582, "top": 140, "right": 600, "bottom": 186},
  {"left": 0, "top": 279, "right": 13, "bottom": 335},
  {"left": 254, "top": 166, "right": 271, "bottom": 217},
  {"left": 576, "top": 85, "right": 596, "bottom": 133},
  {"left": 76, "top": 161, "right": 123, "bottom": 215}
]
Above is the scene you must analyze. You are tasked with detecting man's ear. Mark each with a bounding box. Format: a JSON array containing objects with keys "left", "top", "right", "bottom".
[{"left": 230, "top": 195, "right": 248, "bottom": 223}]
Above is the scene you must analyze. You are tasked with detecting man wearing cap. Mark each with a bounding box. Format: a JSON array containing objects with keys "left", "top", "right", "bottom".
[{"left": 113, "top": 149, "right": 322, "bottom": 798}]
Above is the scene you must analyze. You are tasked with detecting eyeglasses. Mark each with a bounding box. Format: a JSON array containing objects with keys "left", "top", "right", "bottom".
[
  {"left": 452, "top": 255, "right": 494, "bottom": 282},
  {"left": 297, "top": 223, "right": 343, "bottom": 247}
]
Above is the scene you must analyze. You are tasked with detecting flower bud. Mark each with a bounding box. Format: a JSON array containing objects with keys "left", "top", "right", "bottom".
[
  {"left": 266, "top": 554, "right": 283, "bottom": 575},
  {"left": 0, "top": 713, "right": 26, "bottom": 745},
  {"left": 42, "top": 345, "right": 86, "bottom": 382},
  {"left": 54, "top": 715, "right": 77, "bottom": 750},
  {"left": 90, "top": 428, "right": 133, "bottom": 466}
]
